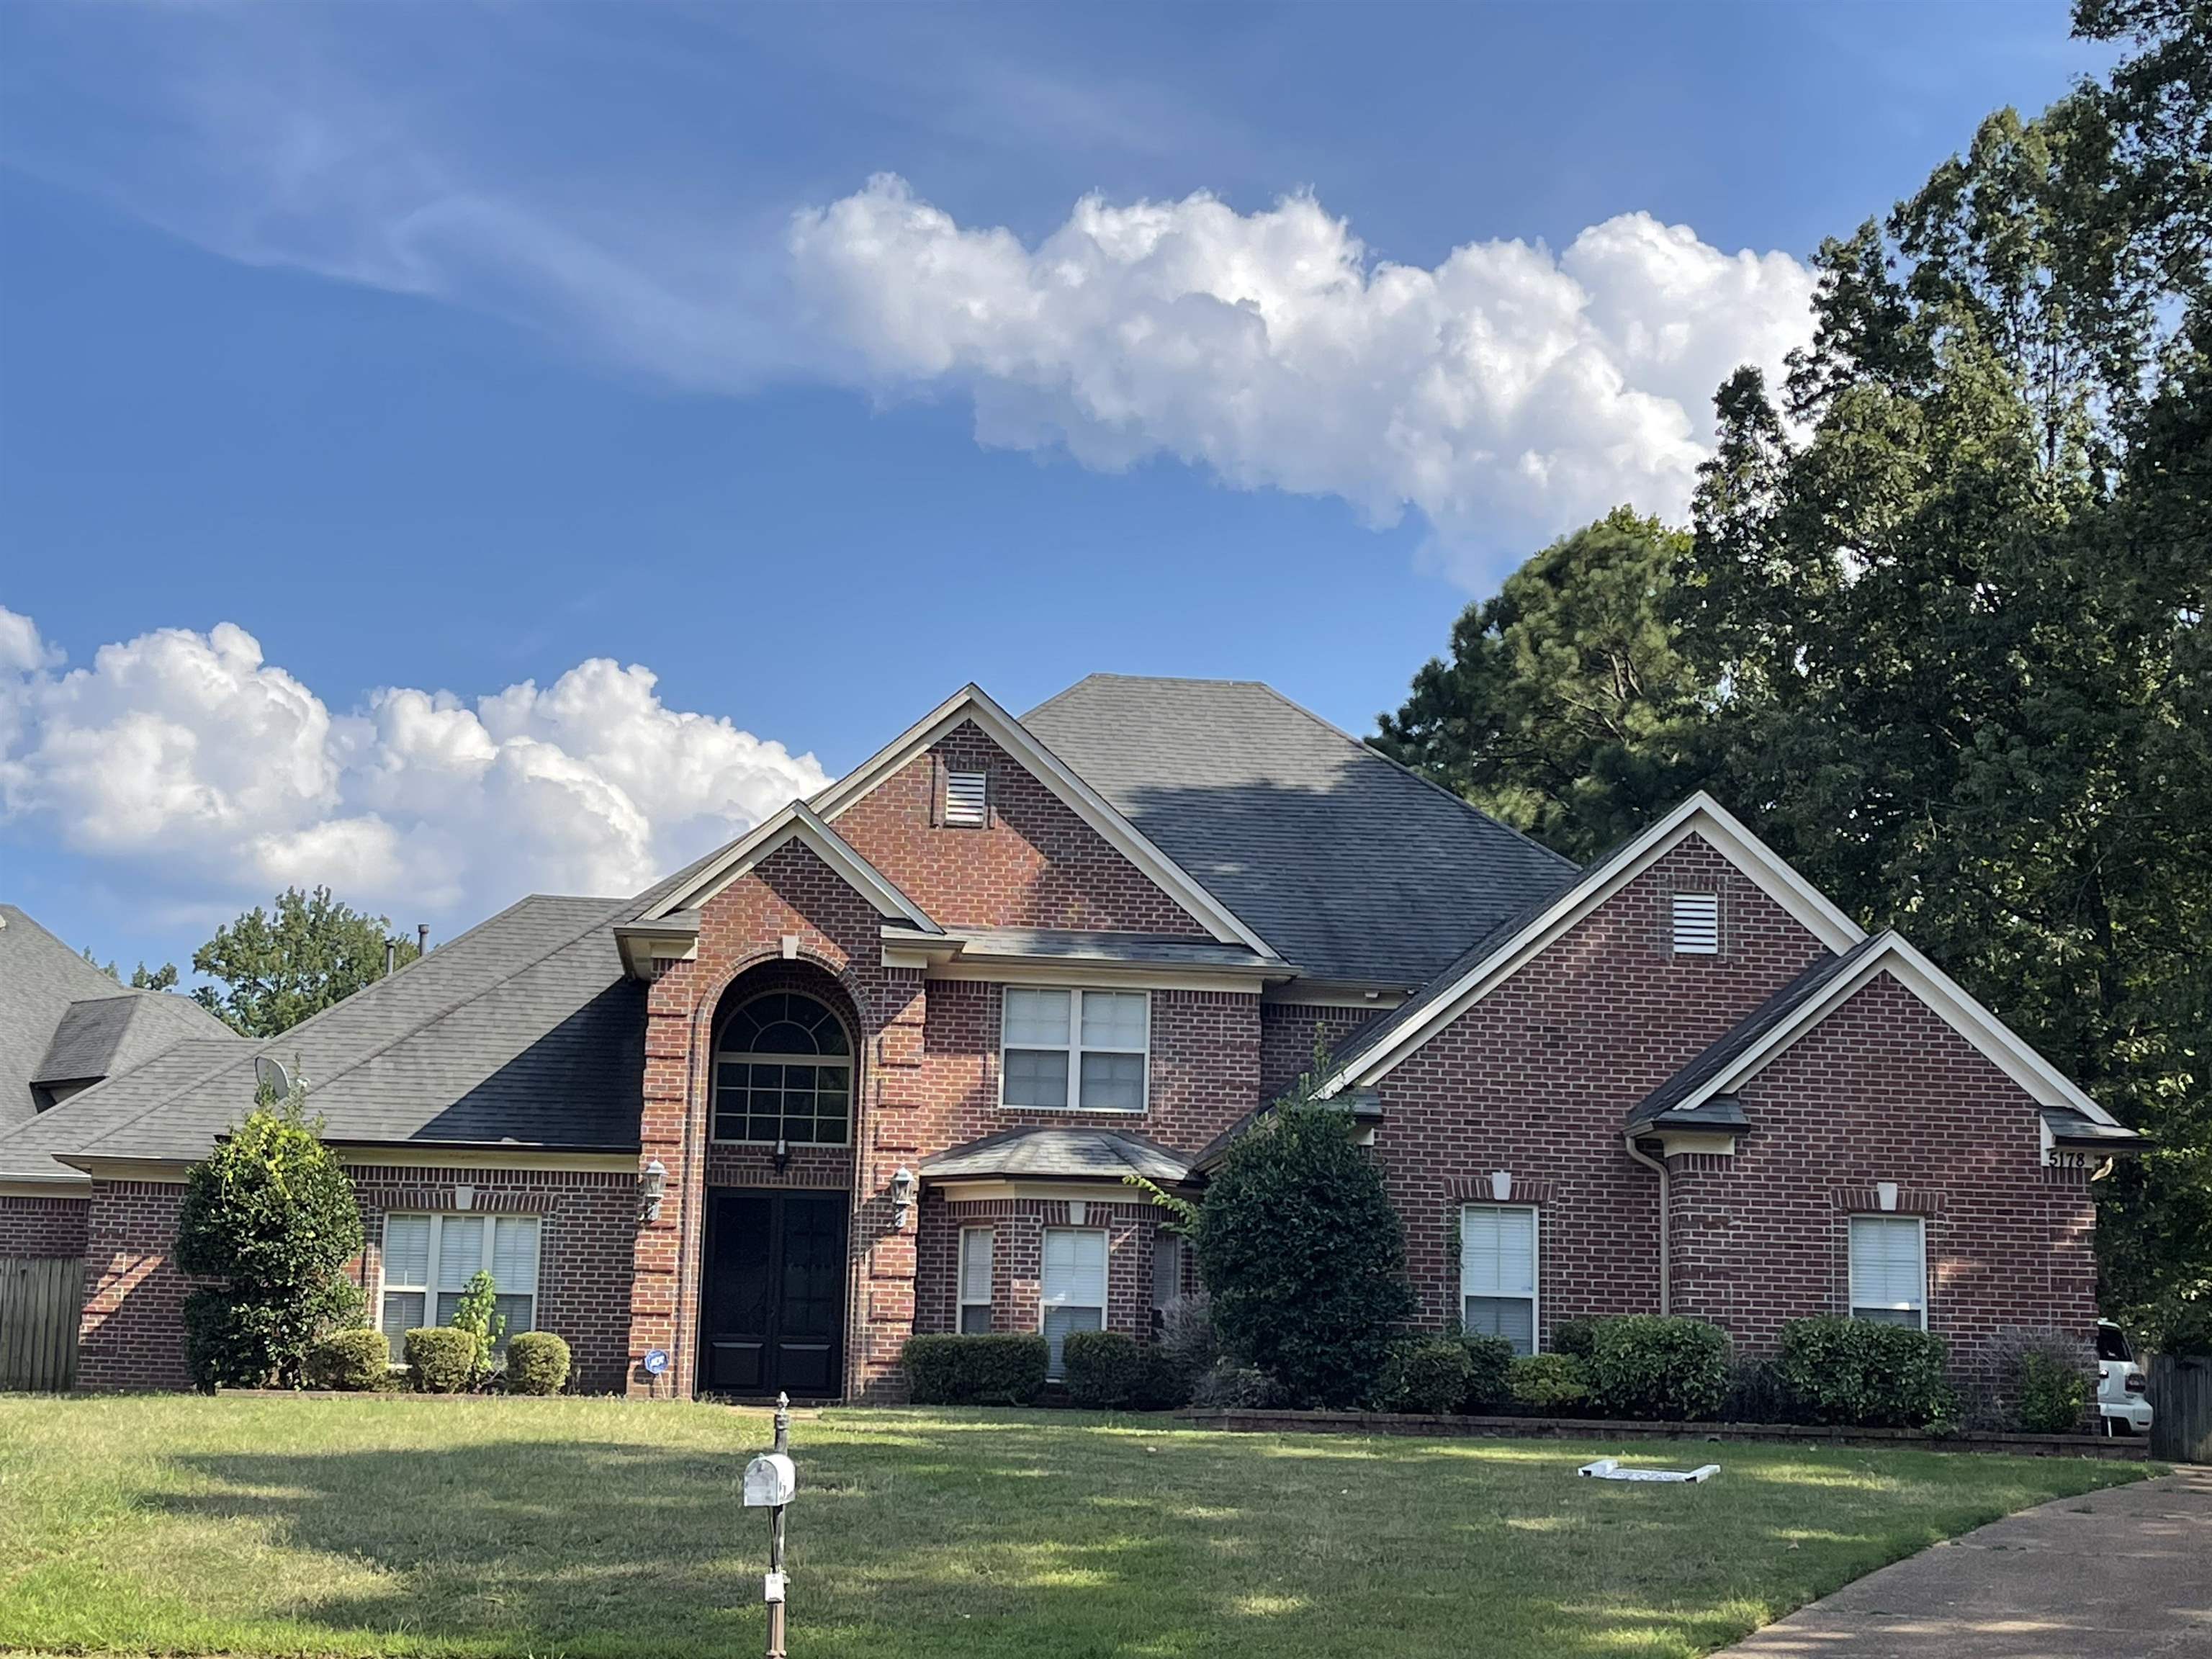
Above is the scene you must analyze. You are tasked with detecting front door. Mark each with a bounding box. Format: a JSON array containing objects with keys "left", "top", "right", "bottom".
[{"left": 698, "top": 1189, "right": 848, "bottom": 1398}]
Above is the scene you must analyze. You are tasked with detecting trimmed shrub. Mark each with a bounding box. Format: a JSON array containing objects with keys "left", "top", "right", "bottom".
[
  {"left": 1587, "top": 1315, "right": 1732, "bottom": 1420},
  {"left": 505, "top": 1331, "right": 572, "bottom": 1395},
  {"left": 1550, "top": 1318, "right": 1600, "bottom": 1360},
  {"left": 1459, "top": 1334, "right": 1516, "bottom": 1412},
  {"left": 1131, "top": 1344, "right": 1190, "bottom": 1411},
  {"left": 1777, "top": 1316, "right": 1952, "bottom": 1428},
  {"left": 902, "top": 1334, "right": 1048, "bottom": 1406},
  {"left": 1723, "top": 1356, "right": 1797, "bottom": 1424},
  {"left": 1064, "top": 1331, "right": 1146, "bottom": 1408},
  {"left": 174, "top": 1082, "right": 365, "bottom": 1390},
  {"left": 1508, "top": 1353, "right": 1591, "bottom": 1411},
  {"left": 1195, "top": 1096, "right": 1416, "bottom": 1407},
  {"left": 406, "top": 1326, "right": 481, "bottom": 1394},
  {"left": 1190, "top": 1359, "right": 1281, "bottom": 1410},
  {"left": 1377, "top": 1335, "right": 1475, "bottom": 1414},
  {"left": 1987, "top": 1329, "right": 2094, "bottom": 1433},
  {"left": 305, "top": 1328, "right": 391, "bottom": 1392}
]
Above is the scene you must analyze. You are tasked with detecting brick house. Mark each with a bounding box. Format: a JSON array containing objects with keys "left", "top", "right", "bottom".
[{"left": 0, "top": 675, "right": 2139, "bottom": 1397}]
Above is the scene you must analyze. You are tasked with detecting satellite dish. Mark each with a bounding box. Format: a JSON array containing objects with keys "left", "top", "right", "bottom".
[{"left": 253, "top": 1056, "right": 292, "bottom": 1099}]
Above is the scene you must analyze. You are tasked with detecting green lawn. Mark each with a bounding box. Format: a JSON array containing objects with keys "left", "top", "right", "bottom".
[{"left": 0, "top": 1395, "right": 2156, "bottom": 1659}]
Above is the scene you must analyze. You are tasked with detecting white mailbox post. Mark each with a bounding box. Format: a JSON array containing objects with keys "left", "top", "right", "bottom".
[{"left": 743, "top": 1393, "right": 797, "bottom": 1659}]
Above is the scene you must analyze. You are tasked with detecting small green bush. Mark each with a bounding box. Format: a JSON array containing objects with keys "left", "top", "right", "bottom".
[
  {"left": 1587, "top": 1315, "right": 1732, "bottom": 1420},
  {"left": 304, "top": 1327, "right": 391, "bottom": 1391},
  {"left": 405, "top": 1326, "right": 481, "bottom": 1393},
  {"left": 1550, "top": 1317, "right": 1600, "bottom": 1359},
  {"left": 1777, "top": 1317, "right": 1951, "bottom": 1428},
  {"left": 1155, "top": 1292, "right": 1220, "bottom": 1392},
  {"left": 505, "top": 1331, "right": 572, "bottom": 1395},
  {"left": 1987, "top": 1330, "right": 2093, "bottom": 1433},
  {"left": 1189, "top": 1359, "right": 1280, "bottom": 1409},
  {"left": 1377, "top": 1335, "right": 1474, "bottom": 1414},
  {"left": 1508, "top": 1353, "right": 1591, "bottom": 1411},
  {"left": 1064, "top": 1331, "right": 1145, "bottom": 1408},
  {"left": 1723, "top": 1356, "right": 1797, "bottom": 1424},
  {"left": 1131, "top": 1344, "right": 1190, "bottom": 1411},
  {"left": 1458, "top": 1334, "right": 1516, "bottom": 1411},
  {"left": 902, "top": 1334, "right": 1048, "bottom": 1406}
]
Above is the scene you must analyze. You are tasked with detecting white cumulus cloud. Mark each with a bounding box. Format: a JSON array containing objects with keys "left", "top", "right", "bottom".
[
  {"left": 789, "top": 176, "right": 1815, "bottom": 582},
  {"left": 0, "top": 606, "right": 828, "bottom": 923}
]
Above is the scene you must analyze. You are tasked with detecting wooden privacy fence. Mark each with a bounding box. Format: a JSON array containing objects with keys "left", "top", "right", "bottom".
[
  {"left": 2149, "top": 1354, "right": 2211, "bottom": 1463},
  {"left": 0, "top": 1256, "right": 83, "bottom": 1391}
]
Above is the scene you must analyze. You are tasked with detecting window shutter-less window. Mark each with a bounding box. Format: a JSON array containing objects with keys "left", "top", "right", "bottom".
[
  {"left": 945, "top": 771, "right": 988, "bottom": 827},
  {"left": 1850, "top": 1215, "right": 1925, "bottom": 1326},
  {"left": 1040, "top": 1228, "right": 1107, "bottom": 1376},
  {"left": 958, "top": 1228, "right": 994, "bottom": 1334},
  {"left": 1672, "top": 891, "right": 1721, "bottom": 954},
  {"left": 1461, "top": 1206, "right": 1538, "bottom": 1355}
]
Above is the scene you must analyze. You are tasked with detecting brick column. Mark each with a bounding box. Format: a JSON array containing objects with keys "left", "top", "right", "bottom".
[
  {"left": 627, "top": 958, "right": 698, "bottom": 1396},
  {"left": 852, "top": 971, "right": 927, "bottom": 1400}
]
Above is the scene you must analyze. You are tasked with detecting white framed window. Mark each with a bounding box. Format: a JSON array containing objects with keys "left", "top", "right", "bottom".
[
  {"left": 1672, "top": 891, "right": 1721, "bottom": 954},
  {"left": 944, "top": 770, "right": 989, "bottom": 827},
  {"left": 711, "top": 991, "right": 853, "bottom": 1146},
  {"left": 1848, "top": 1215, "right": 1926, "bottom": 1328},
  {"left": 1461, "top": 1205, "right": 1539, "bottom": 1356},
  {"left": 1040, "top": 1226, "right": 1107, "bottom": 1377},
  {"left": 379, "top": 1212, "right": 541, "bottom": 1360},
  {"left": 1000, "top": 987, "right": 1149, "bottom": 1112},
  {"left": 958, "top": 1226, "right": 994, "bottom": 1334}
]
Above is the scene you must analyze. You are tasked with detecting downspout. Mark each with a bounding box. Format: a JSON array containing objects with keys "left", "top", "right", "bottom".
[{"left": 1623, "top": 1133, "right": 1670, "bottom": 1316}]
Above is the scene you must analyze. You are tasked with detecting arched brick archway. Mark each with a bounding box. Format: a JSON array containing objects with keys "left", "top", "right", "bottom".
[{"left": 690, "top": 958, "right": 866, "bottom": 1399}]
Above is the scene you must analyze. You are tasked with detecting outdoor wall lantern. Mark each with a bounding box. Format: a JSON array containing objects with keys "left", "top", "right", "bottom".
[
  {"left": 889, "top": 1165, "right": 918, "bottom": 1228},
  {"left": 773, "top": 1135, "right": 791, "bottom": 1174},
  {"left": 639, "top": 1159, "right": 669, "bottom": 1223}
]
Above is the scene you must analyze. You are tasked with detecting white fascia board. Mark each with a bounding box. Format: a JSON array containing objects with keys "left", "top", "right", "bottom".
[
  {"left": 1328, "top": 793, "right": 1866, "bottom": 1094},
  {"left": 1671, "top": 931, "right": 2117, "bottom": 1123},
  {"left": 643, "top": 801, "right": 940, "bottom": 933},
  {"left": 808, "top": 683, "right": 1279, "bottom": 958}
]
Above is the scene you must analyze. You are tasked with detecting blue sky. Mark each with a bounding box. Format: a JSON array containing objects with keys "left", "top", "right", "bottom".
[{"left": 0, "top": 1, "right": 2105, "bottom": 977}]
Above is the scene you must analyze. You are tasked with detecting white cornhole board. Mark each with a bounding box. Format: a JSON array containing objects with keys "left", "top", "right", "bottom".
[{"left": 1577, "top": 1457, "right": 1719, "bottom": 1483}]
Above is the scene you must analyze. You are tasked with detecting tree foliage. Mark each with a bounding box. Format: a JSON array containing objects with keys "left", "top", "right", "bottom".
[
  {"left": 1380, "top": 6, "right": 2211, "bottom": 1346},
  {"left": 174, "top": 1079, "right": 365, "bottom": 1390},
  {"left": 191, "top": 886, "right": 418, "bottom": 1038},
  {"left": 81, "top": 948, "right": 179, "bottom": 991},
  {"left": 1192, "top": 1073, "right": 1417, "bottom": 1408}
]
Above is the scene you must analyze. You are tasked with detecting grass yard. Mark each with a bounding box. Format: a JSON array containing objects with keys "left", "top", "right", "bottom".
[{"left": 0, "top": 1395, "right": 2155, "bottom": 1659}]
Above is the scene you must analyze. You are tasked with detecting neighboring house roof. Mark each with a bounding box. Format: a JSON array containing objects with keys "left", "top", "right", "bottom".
[
  {"left": 919, "top": 1126, "right": 1193, "bottom": 1184},
  {"left": 1316, "top": 792, "right": 1869, "bottom": 1093},
  {"left": 0, "top": 894, "right": 644, "bottom": 1184},
  {"left": 1021, "top": 675, "right": 1577, "bottom": 989},
  {"left": 0, "top": 904, "right": 236, "bottom": 1129}
]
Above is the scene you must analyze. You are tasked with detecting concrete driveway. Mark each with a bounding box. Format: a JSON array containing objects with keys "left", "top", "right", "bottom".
[{"left": 1718, "top": 1465, "right": 2211, "bottom": 1658}]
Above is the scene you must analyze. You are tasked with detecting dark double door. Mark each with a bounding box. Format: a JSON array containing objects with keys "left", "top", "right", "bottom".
[{"left": 699, "top": 1189, "right": 848, "bottom": 1399}]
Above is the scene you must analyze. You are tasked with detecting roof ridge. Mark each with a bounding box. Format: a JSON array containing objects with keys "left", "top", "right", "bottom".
[{"left": 67, "top": 894, "right": 623, "bottom": 1161}]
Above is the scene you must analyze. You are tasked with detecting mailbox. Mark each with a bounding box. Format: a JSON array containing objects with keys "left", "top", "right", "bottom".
[{"left": 743, "top": 1450, "right": 797, "bottom": 1508}]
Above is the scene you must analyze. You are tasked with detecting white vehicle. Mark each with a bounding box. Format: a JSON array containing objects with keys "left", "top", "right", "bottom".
[{"left": 2098, "top": 1321, "right": 2153, "bottom": 1435}]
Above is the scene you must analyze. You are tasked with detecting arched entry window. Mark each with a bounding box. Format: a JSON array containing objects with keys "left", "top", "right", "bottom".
[{"left": 712, "top": 992, "right": 853, "bottom": 1146}]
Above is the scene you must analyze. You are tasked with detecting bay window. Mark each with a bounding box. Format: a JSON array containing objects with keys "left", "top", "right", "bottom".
[{"left": 1040, "top": 1226, "right": 1107, "bottom": 1377}]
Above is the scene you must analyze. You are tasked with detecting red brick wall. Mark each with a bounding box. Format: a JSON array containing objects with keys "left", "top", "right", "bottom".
[
  {"left": 1373, "top": 833, "right": 1830, "bottom": 1348},
  {"left": 832, "top": 720, "right": 1209, "bottom": 934},
  {"left": 1670, "top": 971, "right": 2098, "bottom": 1374},
  {"left": 0, "top": 1193, "right": 89, "bottom": 1258},
  {"left": 1260, "top": 1003, "right": 1380, "bottom": 1102},
  {"left": 78, "top": 1180, "right": 192, "bottom": 1389},
  {"left": 347, "top": 1165, "right": 638, "bottom": 1394},
  {"left": 915, "top": 1193, "right": 1166, "bottom": 1341}
]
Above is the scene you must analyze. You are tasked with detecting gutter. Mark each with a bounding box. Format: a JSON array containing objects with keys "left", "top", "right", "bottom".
[{"left": 1622, "top": 1133, "right": 1669, "bottom": 1316}]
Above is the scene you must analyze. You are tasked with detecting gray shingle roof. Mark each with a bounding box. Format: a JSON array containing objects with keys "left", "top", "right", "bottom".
[
  {"left": 0, "top": 894, "right": 644, "bottom": 1178},
  {"left": 919, "top": 1127, "right": 1192, "bottom": 1184},
  {"left": 0, "top": 904, "right": 237, "bottom": 1129},
  {"left": 1022, "top": 675, "right": 1575, "bottom": 989},
  {"left": 1624, "top": 935, "right": 1888, "bottom": 1130}
]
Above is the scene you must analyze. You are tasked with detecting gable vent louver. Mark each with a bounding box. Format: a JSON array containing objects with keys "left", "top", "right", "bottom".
[
  {"left": 945, "top": 770, "right": 989, "bottom": 827},
  {"left": 1671, "top": 891, "right": 1720, "bottom": 955}
]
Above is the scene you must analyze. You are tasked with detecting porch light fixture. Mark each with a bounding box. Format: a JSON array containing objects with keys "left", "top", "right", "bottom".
[
  {"left": 639, "top": 1159, "right": 669, "bottom": 1223},
  {"left": 889, "top": 1166, "right": 918, "bottom": 1228},
  {"left": 774, "top": 1135, "right": 791, "bottom": 1174}
]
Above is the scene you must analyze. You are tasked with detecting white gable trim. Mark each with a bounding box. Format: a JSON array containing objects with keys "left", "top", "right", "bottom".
[
  {"left": 642, "top": 800, "right": 941, "bottom": 931},
  {"left": 806, "top": 683, "right": 1279, "bottom": 958},
  {"left": 1325, "top": 793, "right": 1866, "bottom": 1093},
  {"left": 1666, "top": 930, "right": 2118, "bottom": 1124}
]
